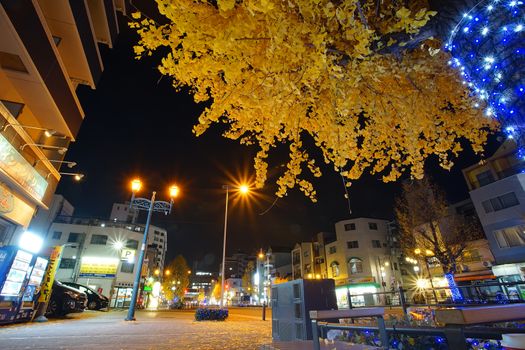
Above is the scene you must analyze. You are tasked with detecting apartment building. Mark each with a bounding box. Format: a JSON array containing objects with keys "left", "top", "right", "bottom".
[
  {"left": 325, "top": 218, "right": 401, "bottom": 307},
  {"left": 0, "top": 0, "right": 124, "bottom": 245},
  {"left": 463, "top": 141, "right": 525, "bottom": 283}
]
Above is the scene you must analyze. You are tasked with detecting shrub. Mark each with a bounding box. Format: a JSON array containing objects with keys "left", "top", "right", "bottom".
[{"left": 194, "top": 308, "right": 228, "bottom": 321}]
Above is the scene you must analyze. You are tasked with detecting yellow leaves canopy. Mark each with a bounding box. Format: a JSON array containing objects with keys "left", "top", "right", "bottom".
[{"left": 131, "top": 0, "right": 496, "bottom": 200}]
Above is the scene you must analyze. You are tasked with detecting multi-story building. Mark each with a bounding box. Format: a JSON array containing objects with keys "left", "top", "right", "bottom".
[
  {"left": 325, "top": 218, "right": 401, "bottom": 307},
  {"left": 110, "top": 202, "right": 168, "bottom": 273},
  {"left": 0, "top": 0, "right": 122, "bottom": 246},
  {"left": 291, "top": 232, "right": 335, "bottom": 280},
  {"left": 46, "top": 216, "right": 167, "bottom": 307},
  {"left": 463, "top": 141, "right": 525, "bottom": 283}
]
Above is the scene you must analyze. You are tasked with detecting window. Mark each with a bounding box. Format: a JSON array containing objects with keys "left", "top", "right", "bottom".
[
  {"left": 68, "top": 232, "right": 81, "bottom": 243},
  {"left": 0, "top": 51, "right": 28, "bottom": 73},
  {"left": 90, "top": 234, "right": 108, "bottom": 245},
  {"left": 483, "top": 192, "right": 520, "bottom": 213},
  {"left": 393, "top": 262, "right": 398, "bottom": 271},
  {"left": 1, "top": 100, "right": 24, "bottom": 119},
  {"left": 494, "top": 225, "right": 525, "bottom": 248},
  {"left": 368, "top": 222, "right": 378, "bottom": 230},
  {"left": 476, "top": 170, "right": 495, "bottom": 186},
  {"left": 372, "top": 240, "right": 381, "bottom": 248},
  {"left": 52, "top": 36, "right": 62, "bottom": 46},
  {"left": 347, "top": 241, "right": 359, "bottom": 249},
  {"left": 401, "top": 269, "right": 408, "bottom": 276},
  {"left": 126, "top": 239, "right": 139, "bottom": 249},
  {"left": 303, "top": 250, "right": 309, "bottom": 258},
  {"left": 344, "top": 223, "right": 356, "bottom": 231},
  {"left": 52, "top": 231, "right": 62, "bottom": 240},
  {"left": 121, "top": 262, "right": 134, "bottom": 273},
  {"left": 59, "top": 258, "right": 76, "bottom": 269},
  {"left": 330, "top": 261, "right": 340, "bottom": 277},
  {"left": 348, "top": 258, "right": 363, "bottom": 274},
  {"left": 328, "top": 246, "right": 336, "bottom": 254}
]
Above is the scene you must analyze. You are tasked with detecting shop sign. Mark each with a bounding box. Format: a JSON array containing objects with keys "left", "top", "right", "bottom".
[
  {"left": 347, "top": 276, "right": 375, "bottom": 284},
  {"left": 0, "top": 134, "right": 48, "bottom": 201},
  {"left": 0, "top": 182, "right": 14, "bottom": 213},
  {"left": 38, "top": 246, "right": 63, "bottom": 303},
  {"left": 79, "top": 257, "right": 118, "bottom": 278},
  {"left": 120, "top": 248, "right": 135, "bottom": 261}
]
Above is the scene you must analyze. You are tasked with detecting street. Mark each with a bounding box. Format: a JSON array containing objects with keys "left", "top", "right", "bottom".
[{"left": 0, "top": 307, "right": 272, "bottom": 350}]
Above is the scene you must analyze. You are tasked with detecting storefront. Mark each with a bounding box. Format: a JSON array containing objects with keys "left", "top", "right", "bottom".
[
  {"left": 335, "top": 279, "right": 381, "bottom": 308},
  {"left": 110, "top": 284, "right": 134, "bottom": 308}
]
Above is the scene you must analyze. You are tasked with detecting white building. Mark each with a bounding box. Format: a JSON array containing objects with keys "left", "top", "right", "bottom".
[
  {"left": 325, "top": 218, "right": 402, "bottom": 308},
  {"left": 463, "top": 141, "right": 525, "bottom": 284},
  {"left": 110, "top": 202, "right": 167, "bottom": 273},
  {"left": 45, "top": 217, "right": 167, "bottom": 307}
]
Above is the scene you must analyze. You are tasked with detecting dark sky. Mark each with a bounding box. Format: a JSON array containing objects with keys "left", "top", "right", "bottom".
[{"left": 56, "top": 11, "right": 501, "bottom": 270}]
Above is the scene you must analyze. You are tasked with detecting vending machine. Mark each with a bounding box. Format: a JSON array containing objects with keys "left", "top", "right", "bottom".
[{"left": 0, "top": 246, "right": 48, "bottom": 324}]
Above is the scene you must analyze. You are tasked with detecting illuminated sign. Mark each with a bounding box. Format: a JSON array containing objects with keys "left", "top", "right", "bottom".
[
  {"left": 0, "top": 134, "right": 48, "bottom": 201},
  {"left": 120, "top": 249, "right": 135, "bottom": 262},
  {"left": 79, "top": 257, "right": 118, "bottom": 278},
  {"left": 38, "top": 246, "right": 62, "bottom": 303}
]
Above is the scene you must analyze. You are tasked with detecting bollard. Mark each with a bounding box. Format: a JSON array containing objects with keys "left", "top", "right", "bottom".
[{"left": 262, "top": 301, "right": 266, "bottom": 321}]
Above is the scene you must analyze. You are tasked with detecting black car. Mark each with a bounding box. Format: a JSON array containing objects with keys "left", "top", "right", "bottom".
[
  {"left": 46, "top": 280, "right": 87, "bottom": 316},
  {"left": 62, "top": 282, "right": 109, "bottom": 311}
]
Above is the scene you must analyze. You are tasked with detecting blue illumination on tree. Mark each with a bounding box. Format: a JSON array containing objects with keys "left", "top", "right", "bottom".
[
  {"left": 447, "top": 0, "right": 525, "bottom": 156},
  {"left": 445, "top": 273, "right": 463, "bottom": 302}
]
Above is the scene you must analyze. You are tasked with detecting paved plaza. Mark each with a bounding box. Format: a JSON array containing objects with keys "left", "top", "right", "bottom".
[{"left": 0, "top": 308, "right": 272, "bottom": 350}]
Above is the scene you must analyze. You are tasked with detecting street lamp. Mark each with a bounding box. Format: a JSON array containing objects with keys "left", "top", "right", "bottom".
[
  {"left": 219, "top": 184, "right": 250, "bottom": 308},
  {"left": 124, "top": 178, "right": 179, "bottom": 321},
  {"left": 413, "top": 248, "right": 438, "bottom": 303}
]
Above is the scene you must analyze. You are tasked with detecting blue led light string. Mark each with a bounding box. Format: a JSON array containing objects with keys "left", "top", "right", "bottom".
[{"left": 447, "top": 0, "right": 525, "bottom": 157}]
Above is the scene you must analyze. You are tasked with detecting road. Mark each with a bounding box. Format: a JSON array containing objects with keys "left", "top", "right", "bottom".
[{"left": 0, "top": 307, "right": 272, "bottom": 350}]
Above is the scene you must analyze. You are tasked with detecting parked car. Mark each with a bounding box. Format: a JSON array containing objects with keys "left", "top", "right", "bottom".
[
  {"left": 62, "top": 282, "right": 109, "bottom": 311},
  {"left": 46, "top": 280, "right": 87, "bottom": 316}
]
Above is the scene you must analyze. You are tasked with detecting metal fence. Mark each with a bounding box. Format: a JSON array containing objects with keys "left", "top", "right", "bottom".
[{"left": 344, "top": 281, "right": 525, "bottom": 315}]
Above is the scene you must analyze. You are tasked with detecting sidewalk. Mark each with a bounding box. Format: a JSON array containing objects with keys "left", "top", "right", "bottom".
[{"left": 0, "top": 309, "right": 271, "bottom": 350}]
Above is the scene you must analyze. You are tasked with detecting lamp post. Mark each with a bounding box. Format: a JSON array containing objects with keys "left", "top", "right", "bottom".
[
  {"left": 125, "top": 179, "right": 179, "bottom": 321},
  {"left": 414, "top": 249, "right": 439, "bottom": 304},
  {"left": 219, "top": 184, "right": 249, "bottom": 308}
]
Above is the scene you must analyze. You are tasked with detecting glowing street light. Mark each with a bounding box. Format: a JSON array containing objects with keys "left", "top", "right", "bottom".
[
  {"left": 219, "top": 183, "right": 251, "bottom": 308},
  {"left": 125, "top": 178, "right": 179, "bottom": 321},
  {"left": 131, "top": 178, "right": 142, "bottom": 193}
]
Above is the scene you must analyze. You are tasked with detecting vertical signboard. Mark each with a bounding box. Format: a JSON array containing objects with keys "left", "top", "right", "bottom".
[{"left": 38, "top": 246, "right": 63, "bottom": 303}]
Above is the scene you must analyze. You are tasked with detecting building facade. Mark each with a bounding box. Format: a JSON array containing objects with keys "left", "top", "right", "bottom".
[
  {"left": 45, "top": 216, "right": 167, "bottom": 307},
  {"left": 463, "top": 141, "right": 525, "bottom": 284},
  {"left": 0, "top": 0, "right": 123, "bottom": 246},
  {"left": 325, "top": 218, "right": 401, "bottom": 308}
]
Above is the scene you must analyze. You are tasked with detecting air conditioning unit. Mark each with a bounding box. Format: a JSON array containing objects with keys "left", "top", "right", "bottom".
[{"left": 482, "top": 261, "right": 493, "bottom": 268}]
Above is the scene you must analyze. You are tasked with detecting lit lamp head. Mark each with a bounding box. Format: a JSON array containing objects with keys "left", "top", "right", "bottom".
[
  {"left": 74, "top": 174, "right": 84, "bottom": 181},
  {"left": 165, "top": 270, "right": 171, "bottom": 276},
  {"left": 44, "top": 130, "right": 57, "bottom": 138},
  {"left": 18, "top": 231, "right": 43, "bottom": 254},
  {"left": 113, "top": 241, "right": 124, "bottom": 250},
  {"left": 258, "top": 252, "right": 264, "bottom": 259},
  {"left": 131, "top": 179, "right": 142, "bottom": 193},
  {"left": 239, "top": 184, "right": 249, "bottom": 194},
  {"left": 154, "top": 269, "right": 160, "bottom": 276},
  {"left": 169, "top": 185, "right": 179, "bottom": 198},
  {"left": 414, "top": 248, "right": 422, "bottom": 255},
  {"left": 425, "top": 249, "right": 434, "bottom": 256}
]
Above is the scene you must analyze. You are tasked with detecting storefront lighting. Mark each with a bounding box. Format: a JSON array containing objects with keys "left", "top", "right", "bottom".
[{"left": 18, "top": 231, "right": 43, "bottom": 253}]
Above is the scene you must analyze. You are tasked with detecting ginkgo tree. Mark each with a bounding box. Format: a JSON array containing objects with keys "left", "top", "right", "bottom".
[{"left": 130, "top": 0, "right": 497, "bottom": 200}]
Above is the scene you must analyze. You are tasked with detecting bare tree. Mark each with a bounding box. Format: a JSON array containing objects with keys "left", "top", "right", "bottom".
[{"left": 395, "top": 176, "right": 483, "bottom": 275}]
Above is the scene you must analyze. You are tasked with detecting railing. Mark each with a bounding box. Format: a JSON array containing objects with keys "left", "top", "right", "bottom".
[
  {"left": 342, "top": 281, "right": 525, "bottom": 315},
  {"left": 311, "top": 304, "right": 525, "bottom": 350},
  {"left": 54, "top": 215, "right": 146, "bottom": 232}
]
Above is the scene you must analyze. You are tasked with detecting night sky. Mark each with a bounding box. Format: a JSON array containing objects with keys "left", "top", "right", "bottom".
[{"left": 56, "top": 10, "right": 501, "bottom": 269}]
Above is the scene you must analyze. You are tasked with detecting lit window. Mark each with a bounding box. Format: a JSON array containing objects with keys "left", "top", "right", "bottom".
[
  {"left": 348, "top": 258, "right": 363, "bottom": 274},
  {"left": 330, "top": 261, "right": 340, "bottom": 277}
]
